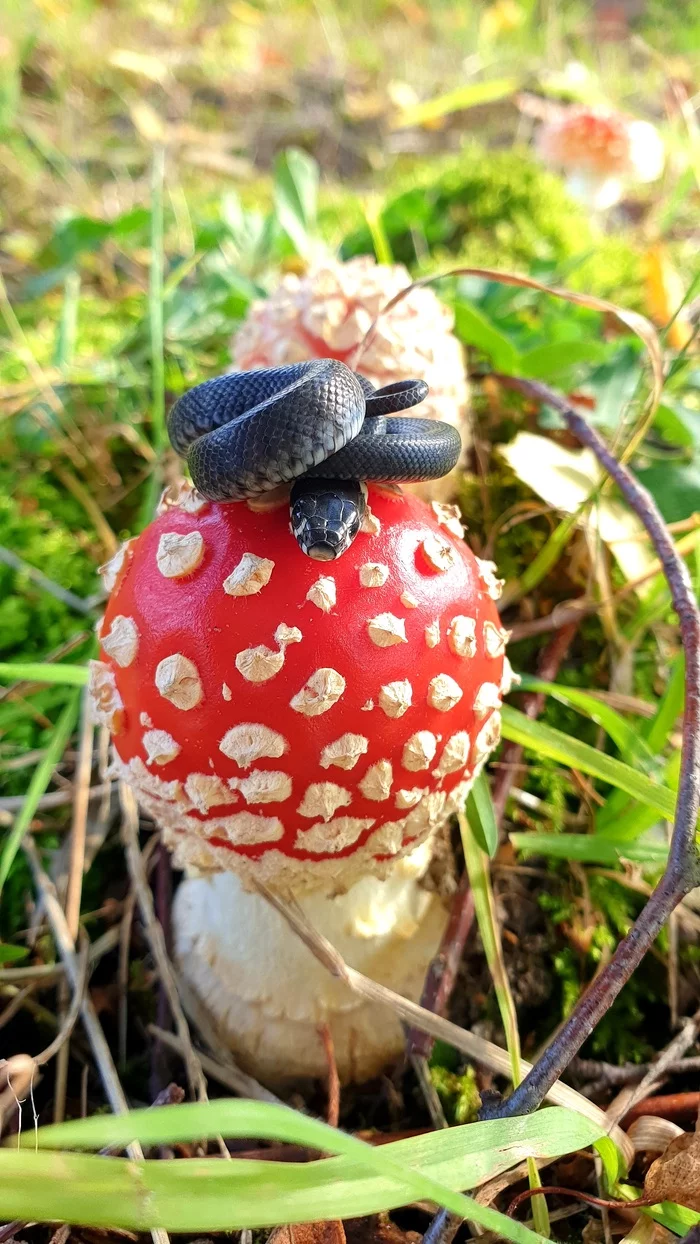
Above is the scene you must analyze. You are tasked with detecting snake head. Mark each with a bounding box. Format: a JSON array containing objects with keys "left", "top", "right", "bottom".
[{"left": 290, "top": 478, "right": 365, "bottom": 561}]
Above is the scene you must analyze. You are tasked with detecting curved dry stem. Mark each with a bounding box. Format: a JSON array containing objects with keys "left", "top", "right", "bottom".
[
  {"left": 352, "top": 266, "right": 663, "bottom": 456},
  {"left": 483, "top": 375, "right": 700, "bottom": 1119}
]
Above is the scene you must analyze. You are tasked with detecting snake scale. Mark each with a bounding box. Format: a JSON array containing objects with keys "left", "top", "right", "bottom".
[{"left": 167, "top": 358, "right": 461, "bottom": 560}]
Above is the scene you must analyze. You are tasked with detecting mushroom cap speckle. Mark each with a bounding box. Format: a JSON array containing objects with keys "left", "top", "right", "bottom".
[{"left": 97, "top": 481, "right": 506, "bottom": 894}]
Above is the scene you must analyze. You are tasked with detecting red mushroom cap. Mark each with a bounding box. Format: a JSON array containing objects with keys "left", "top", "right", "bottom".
[
  {"left": 93, "top": 482, "right": 509, "bottom": 894},
  {"left": 537, "top": 107, "right": 634, "bottom": 176}
]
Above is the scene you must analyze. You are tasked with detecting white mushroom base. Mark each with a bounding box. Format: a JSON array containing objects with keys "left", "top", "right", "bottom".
[{"left": 173, "top": 843, "right": 448, "bottom": 1084}]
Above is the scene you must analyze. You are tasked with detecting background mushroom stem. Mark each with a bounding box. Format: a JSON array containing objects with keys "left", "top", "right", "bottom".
[{"left": 481, "top": 374, "right": 700, "bottom": 1117}]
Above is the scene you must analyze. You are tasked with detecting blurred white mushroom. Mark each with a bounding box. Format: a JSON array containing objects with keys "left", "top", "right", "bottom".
[
  {"left": 231, "top": 255, "right": 470, "bottom": 499},
  {"left": 536, "top": 106, "right": 664, "bottom": 210}
]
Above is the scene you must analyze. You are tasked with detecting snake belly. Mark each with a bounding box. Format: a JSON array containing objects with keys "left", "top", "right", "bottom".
[{"left": 167, "top": 358, "right": 462, "bottom": 559}]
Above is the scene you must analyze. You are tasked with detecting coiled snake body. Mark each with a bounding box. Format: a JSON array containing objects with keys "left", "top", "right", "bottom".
[{"left": 168, "top": 359, "right": 461, "bottom": 560}]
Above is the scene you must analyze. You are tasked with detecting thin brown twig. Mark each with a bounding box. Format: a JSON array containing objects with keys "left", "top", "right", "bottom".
[
  {"left": 0, "top": 1054, "right": 36, "bottom": 1133},
  {"left": 607, "top": 1008, "right": 700, "bottom": 1126},
  {"left": 118, "top": 886, "right": 138, "bottom": 1070},
  {"left": 0, "top": 925, "right": 121, "bottom": 985},
  {"left": 54, "top": 693, "right": 94, "bottom": 1124},
  {"left": 0, "top": 983, "right": 37, "bottom": 1031},
  {"left": 491, "top": 620, "right": 580, "bottom": 825},
  {"left": 0, "top": 1222, "right": 25, "bottom": 1244},
  {"left": 146, "top": 1024, "right": 283, "bottom": 1105},
  {"left": 252, "top": 880, "right": 634, "bottom": 1164},
  {"left": 506, "top": 524, "right": 700, "bottom": 641},
  {"left": 151, "top": 842, "right": 174, "bottom": 1099},
  {"left": 0, "top": 546, "right": 95, "bottom": 616},
  {"left": 406, "top": 873, "right": 475, "bottom": 1060},
  {"left": 119, "top": 785, "right": 208, "bottom": 1103},
  {"left": 318, "top": 1023, "right": 340, "bottom": 1127},
  {"left": 0, "top": 782, "right": 111, "bottom": 817},
  {"left": 507, "top": 1186, "right": 656, "bottom": 1218},
  {"left": 571, "top": 1053, "right": 700, "bottom": 1096},
  {"left": 34, "top": 934, "right": 89, "bottom": 1068},
  {"left": 410, "top": 1053, "right": 449, "bottom": 1131},
  {"left": 482, "top": 375, "right": 700, "bottom": 1120},
  {"left": 623, "top": 1090, "right": 700, "bottom": 1123},
  {"left": 22, "top": 837, "right": 171, "bottom": 1244}
]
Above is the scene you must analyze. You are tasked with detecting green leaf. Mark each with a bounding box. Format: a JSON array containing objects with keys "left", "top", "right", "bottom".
[
  {"left": 0, "top": 662, "right": 89, "bottom": 686},
  {"left": 40, "top": 216, "right": 112, "bottom": 267},
  {"left": 596, "top": 751, "right": 681, "bottom": 842},
  {"left": 394, "top": 78, "right": 518, "bottom": 127},
  {"left": 646, "top": 1204, "right": 700, "bottom": 1237},
  {"left": 0, "top": 690, "right": 81, "bottom": 897},
  {"left": 467, "top": 770, "right": 499, "bottom": 856},
  {"left": 594, "top": 1137, "right": 621, "bottom": 1188},
  {"left": 584, "top": 346, "right": 643, "bottom": 431},
  {"left": 653, "top": 400, "right": 700, "bottom": 451},
  {"left": 509, "top": 832, "right": 668, "bottom": 867},
  {"left": 501, "top": 706, "right": 677, "bottom": 820},
  {"left": 4, "top": 1101, "right": 602, "bottom": 1237},
  {"left": 515, "top": 676, "right": 655, "bottom": 767},
  {"left": 519, "top": 341, "right": 605, "bottom": 382},
  {"left": 637, "top": 460, "right": 700, "bottom": 524},
  {"left": 273, "top": 148, "right": 319, "bottom": 259},
  {"left": 453, "top": 299, "right": 520, "bottom": 373},
  {"left": 0, "top": 942, "right": 29, "bottom": 964},
  {"left": 645, "top": 653, "right": 684, "bottom": 755}
]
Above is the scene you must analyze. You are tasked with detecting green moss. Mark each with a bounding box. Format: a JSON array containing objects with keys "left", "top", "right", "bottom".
[
  {"left": 342, "top": 146, "right": 589, "bottom": 269},
  {"left": 0, "top": 466, "right": 97, "bottom": 797},
  {"left": 429, "top": 1063, "right": 481, "bottom": 1125},
  {"left": 340, "top": 145, "right": 646, "bottom": 303},
  {"left": 0, "top": 469, "right": 97, "bottom": 660}
]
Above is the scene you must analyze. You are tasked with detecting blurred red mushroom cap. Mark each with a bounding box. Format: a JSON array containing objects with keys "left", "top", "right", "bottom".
[{"left": 537, "top": 106, "right": 664, "bottom": 209}]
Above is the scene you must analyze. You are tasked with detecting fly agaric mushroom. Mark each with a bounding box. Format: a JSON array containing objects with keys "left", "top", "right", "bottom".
[
  {"left": 536, "top": 106, "right": 664, "bottom": 210},
  {"left": 231, "top": 256, "right": 470, "bottom": 500},
  {"left": 94, "top": 481, "right": 509, "bottom": 1082}
]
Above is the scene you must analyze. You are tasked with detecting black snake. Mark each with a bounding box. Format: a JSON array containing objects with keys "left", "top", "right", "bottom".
[{"left": 167, "top": 359, "right": 461, "bottom": 560}]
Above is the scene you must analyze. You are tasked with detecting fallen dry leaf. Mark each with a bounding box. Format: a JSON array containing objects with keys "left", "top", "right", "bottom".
[
  {"left": 345, "top": 1215, "right": 422, "bottom": 1244},
  {"left": 644, "top": 245, "right": 695, "bottom": 351},
  {"left": 268, "top": 1222, "right": 346, "bottom": 1244},
  {"left": 499, "top": 432, "right": 658, "bottom": 588},
  {"left": 644, "top": 1130, "right": 700, "bottom": 1211}
]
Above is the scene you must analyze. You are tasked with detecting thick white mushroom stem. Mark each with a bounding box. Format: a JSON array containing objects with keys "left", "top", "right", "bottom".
[{"left": 173, "top": 841, "right": 448, "bottom": 1084}]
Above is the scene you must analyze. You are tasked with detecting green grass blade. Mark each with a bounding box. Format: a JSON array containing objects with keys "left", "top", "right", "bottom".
[
  {"left": 500, "top": 512, "right": 579, "bottom": 607},
  {"left": 596, "top": 751, "right": 680, "bottom": 841},
  {"left": 6, "top": 1103, "right": 603, "bottom": 1235},
  {"left": 501, "top": 706, "right": 677, "bottom": 820},
  {"left": 645, "top": 1204, "right": 700, "bottom": 1237},
  {"left": 0, "top": 662, "right": 89, "bottom": 686},
  {"left": 460, "top": 806, "right": 550, "bottom": 1235},
  {"left": 365, "top": 200, "right": 393, "bottom": 265},
  {"left": 515, "top": 676, "right": 655, "bottom": 766},
  {"left": 394, "top": 78, "right": 518, "bottom": 127},
  {"left": 509, "top": 832, "right": 668, "bottom": 866},
  {"left": 0, "top": 689, "right": 80, "bottom": 896},
  {"left": 645, "top": 652, "right": 684, "bottom": 754},
  {"left": 140, "top": 144, "right": 166, "bottom": 526},
  {"left": 467, "top": 769, "right": 499, "bottom": 856},
  {"left": 22, "top": 1101, "right": 543, "bottom": 1244},
  {"left": 148, "top": 145, "right": 166, "bottom": 455}
]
